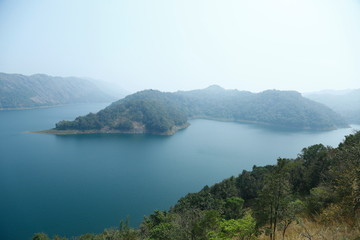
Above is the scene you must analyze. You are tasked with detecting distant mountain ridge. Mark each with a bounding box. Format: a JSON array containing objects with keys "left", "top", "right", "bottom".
[
  {"left": 44, "top": 85, "right": 348, "bottom": 135},
  {"left": 304, "top": 89, "right": 360, "bottom": 124},
  {"left": 0, "top": 72, "right": 114, "bottom": 109}
]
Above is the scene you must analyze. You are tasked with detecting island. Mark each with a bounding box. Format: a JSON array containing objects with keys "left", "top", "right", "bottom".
[{"left": 34, "top": 85, "right": 349, "bottom": 135}]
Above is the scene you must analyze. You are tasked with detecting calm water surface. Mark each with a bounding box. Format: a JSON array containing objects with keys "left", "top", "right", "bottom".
[{"left": 0, "top": 103, "right": 359, "bottom": 240}]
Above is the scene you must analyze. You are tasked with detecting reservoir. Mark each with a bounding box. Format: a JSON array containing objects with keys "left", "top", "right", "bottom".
[{"left": 0, "top": 103, "right": 358, "bottom": 240}]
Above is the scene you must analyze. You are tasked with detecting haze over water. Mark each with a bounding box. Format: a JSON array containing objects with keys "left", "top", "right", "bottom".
[{"left": 0, "top": 103, "right": 359, "bottom": 240}]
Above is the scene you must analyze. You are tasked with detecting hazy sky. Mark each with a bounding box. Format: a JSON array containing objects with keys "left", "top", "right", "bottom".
[{"left": 1, "top": 0, "right": 360, "bottom": 93}]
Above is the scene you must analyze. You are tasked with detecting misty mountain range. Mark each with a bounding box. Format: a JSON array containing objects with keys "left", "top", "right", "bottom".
[
  {"left": 0, "top": 73, "right": 125, "bottom": 109},
  {"left": 304, "top": 90, "right": 360, "bottom": 124},
  {"left": 1, "top": 72, "right": 358, "bottom": 131}
]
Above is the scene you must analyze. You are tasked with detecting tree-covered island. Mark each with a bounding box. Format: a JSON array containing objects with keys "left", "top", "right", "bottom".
[{"left": 34, "top": 85, "right": 348, "bottom": 135}]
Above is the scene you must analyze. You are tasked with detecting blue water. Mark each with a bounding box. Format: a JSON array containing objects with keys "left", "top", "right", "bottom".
[{"left": 0, "top": 103, "right": 358, "bottom": 240}]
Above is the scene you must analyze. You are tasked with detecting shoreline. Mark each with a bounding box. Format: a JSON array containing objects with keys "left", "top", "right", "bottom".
[
  {"left": 28, "top": 123, "right": 190, "bottom": 136},
  {"left": 0, "top": 102, "right": 112, "bottom": 111},
  {"left": 188, "top": 116, "right": 349, "bottom": 131},
  {"left": 28, "top": 116, "right": 349, "bottom": 136}
]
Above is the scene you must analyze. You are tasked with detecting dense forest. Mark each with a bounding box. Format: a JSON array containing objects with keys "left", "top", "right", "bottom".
[
  {"left": 53, "top": 85, "right": 348, "bottom": 134},
  {"left": 0, "top": 73, "right": 113, "bottom": 109},
  {"left": 33, "top": 131, "right": 360, "bottom": 240}
]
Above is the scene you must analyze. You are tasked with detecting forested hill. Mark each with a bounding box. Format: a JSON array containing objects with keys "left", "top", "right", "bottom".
[
  {"left": 52, "top": 85, "right": 348, "bottom": 134},
  {"left": 174, "top": 85, "right": 347, "bottom": 129},
  {"left": 0, "top": 73, "right": 114, "bottom": 109}
]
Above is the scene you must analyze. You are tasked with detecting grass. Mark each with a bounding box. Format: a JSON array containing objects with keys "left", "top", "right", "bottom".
[{"left": 258, "top": 218, "right": 360, "bottom": 240}]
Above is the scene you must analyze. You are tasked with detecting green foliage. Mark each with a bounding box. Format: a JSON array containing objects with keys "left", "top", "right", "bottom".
[
  {"left": 32, "top": 233, "right": 68, "bottom": 240},
  {"left": 297, "top": 144, "right": 332, "bottom": 193},
  {"left": 56, "top": 90, "right": 188, "bottom": 133},
  {"left": 306, "top": 186, "right": 334, "bottom": 214},
  {"left": 192, "top": 210, "right": 221, "bottom": 240},
  {"left": 56, "top": 113, "right": 103, "bottom": 130},
  {"left": 173, "top": 188, "right": 225, "bottom": 213},
  {"left": 119, "top": 217, "right": 139, "bottom": 240},
  {"left": 78, "top": 233, "right": 96, "bottom": 240},
  {"left": 326, "top": 131, "right": 360, "bottom": 221},
  {"left": 210, "top": 177, "right": 240, "bottom": 200},
  {"left": 113, "top": 118, "right": 133, "bottom": 131},
  {"left": 255, "top": 159, "right": 292, "bottom": 240},
  {"left": 90, "top": 226, "right": 139, "bottom": 240},
  {"left": 147, "top": 222, "right": 176, "bottom": 240},
  {"left": 236, "top": 166, "right": 271, "bottom": 201},
  {"left": 278, "top": 199, "right": 305, "bottom": 239},
  {"left": 208, "top": 214, "right": 257, "bottom": 240},
  {"left": 140, "top": 210, "right": 177, "bottom": 240},
  {"left": 338, "top": 130, "right": 360, "bottom": 149},
  {"left": 224, "top": 197, "right": 244, "bottom": 220},
  {"left": 32, "top": 233, "right": 50, "bottom": 240}
]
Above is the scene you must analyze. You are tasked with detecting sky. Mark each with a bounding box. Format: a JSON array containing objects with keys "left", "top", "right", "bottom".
[{"left": 0, "top": 0, "right": 360, "bottom": 93}]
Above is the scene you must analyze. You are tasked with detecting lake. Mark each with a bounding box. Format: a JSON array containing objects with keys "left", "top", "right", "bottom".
[{"left": 0, "top": 103, "right": 359, "bottom": 240}]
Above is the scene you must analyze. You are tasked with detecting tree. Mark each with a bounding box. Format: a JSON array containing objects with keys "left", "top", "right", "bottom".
[
  {"left": 119, "top": 217, "right": 139, "bottom": 240},
  {"left": 278, "top": 199, "right": 305, "bottom": 240},
  {"left": 140, "top": 210, "right": 179, "bottom": 240},
  {"left": 224, "top": 197, "right": 245, "bottom": 220},
  {"left": 191, "top": 210, "right": 221, "bottom": 240},
  {"left": 326, "top": 133, "right": 360, "bottom": 223},
  {"left": 78, "top": 233, "right": 96, "bottom": 240},
  {"left": 297, "top": 144, "right": 331, "bottom": 194},
  {"left": 256, "top": 159, "right": 291, "bottom": 240},
  {"left": 306, "top": 186, "right": 334, "bottom": 214},
  {"left": 208, "top": 213, "right": 257, "bottom": 240},
  {"left": 32, "top": 233, "right": 50, "bottom": 240}
]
